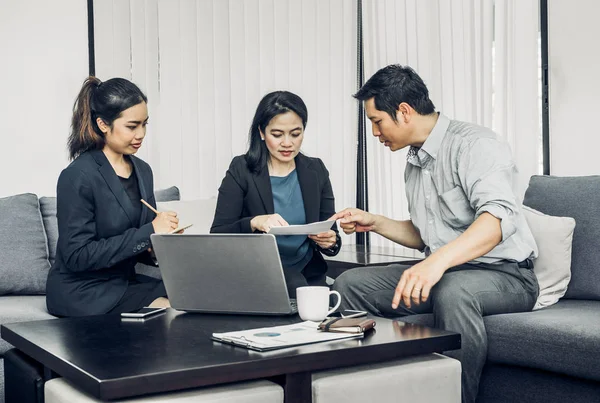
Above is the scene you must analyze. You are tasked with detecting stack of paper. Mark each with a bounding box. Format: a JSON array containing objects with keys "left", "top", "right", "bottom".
[{"left": 212, "top": 321, "right": 363, "bottom": 351}]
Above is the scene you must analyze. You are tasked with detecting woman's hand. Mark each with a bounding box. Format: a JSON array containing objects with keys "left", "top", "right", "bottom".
[
  {"left": 152, "top": 211, "right": 179, "bottom": 234},
  {"left": 309, "top": 230, "right": 337, "bottom": 249},
  {"left": 250, "top": 214, "right": 289, "bottom": 233}
]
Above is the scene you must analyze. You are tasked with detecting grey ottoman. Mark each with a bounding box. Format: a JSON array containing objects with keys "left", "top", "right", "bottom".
[
  {"left": 45, "top": 378, "right": 283, "bottom": 403},
  {"left": 312, "top": 353, "right": 461, "bottom": 403}
]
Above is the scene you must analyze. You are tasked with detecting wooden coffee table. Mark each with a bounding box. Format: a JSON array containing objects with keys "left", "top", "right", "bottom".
[{"left": 2, "top": 310, "right": 459, "bottom": 402}]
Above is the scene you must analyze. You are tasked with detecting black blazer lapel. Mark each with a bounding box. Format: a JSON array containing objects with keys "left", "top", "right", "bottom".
[
  {"left": 296, "top": 155, "right": 320, "bottom": 223},
  {"left": 253, "top": 167, "right": 274, "bottom": 214},
  {"left": 91, "top": 150, "right": 137, "bottom": 227},
  {"left": 130, "top": 156, "right": 150, "bottom": 226}
]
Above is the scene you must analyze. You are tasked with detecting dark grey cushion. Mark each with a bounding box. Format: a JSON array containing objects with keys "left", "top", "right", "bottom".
[
  {"left": 135, "top": 263, "right": 162, "bottom": 279},
  {"left": 479, "top": 362, "right": 600, "bottom": 403},
  {"left": 523, "top": 175, "right": 600, "bottom": 300},
  {"left": 0, "top": 357, "right": 3, "bottom": 401},
  {"left": 398, "top": 301, "right": 600, "bottom": 381},
  {"left": 0, "top": 296, "right": 55, "bottom": 355},
  {"left": 0, "top": 194, "right": 51, "bottom": 295},
  {"left": 485, "top": 300, "right": 600, "bottom": 382},
  {"left": 154, "top": 186, "right": 180, "bottom": 202},
  {"left": 39, "top": 197, "right": 58, "bottom": 265}
]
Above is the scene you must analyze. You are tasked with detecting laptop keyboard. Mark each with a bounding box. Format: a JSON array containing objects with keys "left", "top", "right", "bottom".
[{"left": 289, "top": 299, "right": 298, "bottom": 313}]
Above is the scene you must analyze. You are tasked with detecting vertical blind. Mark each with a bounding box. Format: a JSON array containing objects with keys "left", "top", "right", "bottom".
[
  {"left": 93, "top": 0, "right": 359, "bottom": 251},
  {"left": 94, "top": 0, "right": 541, "bottom": 251}
]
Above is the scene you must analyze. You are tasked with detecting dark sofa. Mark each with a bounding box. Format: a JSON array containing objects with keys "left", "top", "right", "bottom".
[{"left": 399, "top": 175, "right": 600, "bottom": 403}]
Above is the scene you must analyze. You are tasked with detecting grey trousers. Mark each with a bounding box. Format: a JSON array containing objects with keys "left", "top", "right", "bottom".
[{"left": 332, "top": 261, "right": 539, "bottom": 403}]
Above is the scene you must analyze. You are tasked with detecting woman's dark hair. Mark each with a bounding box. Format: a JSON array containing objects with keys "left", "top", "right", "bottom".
[
  {"left": 354, "top": 65, "right": 435, "bottom": 121},
  {"left": 245, "top": 91, "right": 308, "bottom": 174},
  {"left": 68, "top": 76, "right": 148, "bottom": 160}
]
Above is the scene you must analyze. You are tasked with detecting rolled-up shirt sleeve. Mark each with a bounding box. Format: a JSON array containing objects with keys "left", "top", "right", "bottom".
[{"left": 458, "top": 138, "right": 519, "bottom": 242}]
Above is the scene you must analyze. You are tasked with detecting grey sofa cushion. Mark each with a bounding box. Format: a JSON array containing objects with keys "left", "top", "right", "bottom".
[
  {"left": 154, "top": 186, "right": 180, "bottom": 202},
  {"left": 0, "top": 357, "right": 3, "bottom": 402},
  {"left": 523, "top": 175, "right": 600, "bottom": 300},
  {"left": 399, "top": 301, "right": 600, "bottom": 382},
  {"left": 135, "top": 263, "right": 162, "bottom": 279},
  {"left": 0, "top": 194, "right": 51, "bottom": 295},
  {"left": 39, "top": 196, "right": 58, "bottom": 265},
  {"left": 479, "top": 362, "right": 600, "bottom": 403},
  {"left": 0, "top": 296, "right": 55, "bottom": 355},
  {"left": 485, "top": 299, "right": 600, "bottom": 382}
]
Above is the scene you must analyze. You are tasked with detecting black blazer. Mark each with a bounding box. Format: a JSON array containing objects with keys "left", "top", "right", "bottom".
[
  {"left": 211, "top": 153, "right": 341, "bottom": 275},
  {"left": 46, "top": 150, "right": 158, "bottom": 317}
]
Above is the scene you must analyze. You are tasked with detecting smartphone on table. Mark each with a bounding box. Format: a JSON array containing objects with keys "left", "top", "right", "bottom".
[
  {"left": 328, "top": 309, "right": 368, "bottom": 319},
  {"left": 120, "top": 307, "right": 167, "bottom": 320}
]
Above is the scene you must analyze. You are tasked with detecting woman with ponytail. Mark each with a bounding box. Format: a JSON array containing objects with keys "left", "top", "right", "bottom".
[{"left": 46, "top": 77, "right": 178, "bottom": 317}]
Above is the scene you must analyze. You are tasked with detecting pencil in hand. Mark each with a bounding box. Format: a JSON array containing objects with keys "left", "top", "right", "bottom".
[
  {"left": 140, "top": 199, "right": 159, "bottom": 215},
  {"left": 141, "top": 198, "right": 189, "bottom": 234}
]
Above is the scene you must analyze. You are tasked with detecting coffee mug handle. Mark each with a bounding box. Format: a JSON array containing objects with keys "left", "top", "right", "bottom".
[{"left": 326, "top": 290, "right": 342, "bottom": 316}]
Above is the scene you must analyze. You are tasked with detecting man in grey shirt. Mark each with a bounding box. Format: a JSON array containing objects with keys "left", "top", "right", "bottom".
[{"left": 332, "top": 65, "right": 539, "bottom": 403}]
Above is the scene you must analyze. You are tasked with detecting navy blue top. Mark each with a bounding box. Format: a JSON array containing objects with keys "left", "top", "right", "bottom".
[{"left": 270, "top": 170, "right": 313, "bottom": 272}]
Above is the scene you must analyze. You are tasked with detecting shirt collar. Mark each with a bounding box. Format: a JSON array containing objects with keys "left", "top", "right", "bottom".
[{"left": 407, "top": 113, "right": 450, "bottom": 167}]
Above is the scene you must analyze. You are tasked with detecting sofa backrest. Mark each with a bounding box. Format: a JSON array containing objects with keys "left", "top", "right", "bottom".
[
  {"left": 0, "top": 193, "right": 50, "bottom": 295},
  {"left": 523, "top": 175, "right": 600, "bottom": 300}
]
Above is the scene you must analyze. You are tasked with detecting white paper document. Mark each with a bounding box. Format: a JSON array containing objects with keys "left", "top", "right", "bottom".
[
  {"left": 212, "top": 321, "right": 362, "bottom": 351},
  {"left": 267, "top": 219, "right": 336, "bottom": 236}
]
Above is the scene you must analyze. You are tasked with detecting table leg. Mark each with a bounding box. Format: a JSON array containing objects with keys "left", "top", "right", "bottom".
[
  {"left": 43, "top": 366, "right": 58, "bottom": 381},
  {"left": 284, "top": 371, "right": 312, "bottom": 403}
]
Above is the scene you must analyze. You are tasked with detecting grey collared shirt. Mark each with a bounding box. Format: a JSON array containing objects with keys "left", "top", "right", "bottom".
[{"left": 405, "top": 113, "right": 538, "bottom": 264}]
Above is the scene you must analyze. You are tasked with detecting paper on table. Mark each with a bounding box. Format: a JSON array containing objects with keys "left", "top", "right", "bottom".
[
  {"left": 211, "top": 321, "right": 363, "bottom": 351},
  {"left": 267, "top": 219, "right": 336, "bottom": 236}
]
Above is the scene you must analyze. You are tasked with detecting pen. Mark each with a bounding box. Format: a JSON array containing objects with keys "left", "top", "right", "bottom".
[{"left": 140, "top": 199, "right": 159, "bottom": 215}]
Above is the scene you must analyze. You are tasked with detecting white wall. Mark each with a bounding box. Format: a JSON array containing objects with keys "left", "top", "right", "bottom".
[
  {"left": 548, "top": 0, "right": 600, "bottom": 176},
  {"left": 0, "top": 0, "right": 88, "bottom": 197}
]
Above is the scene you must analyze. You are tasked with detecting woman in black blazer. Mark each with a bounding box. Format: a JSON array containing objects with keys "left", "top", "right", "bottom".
[
  {"left": 46, "top": 77, "right": 179, "bottom": 317},
  {"left": 211, "top": 91, "right": 341, "bottom": 297}
]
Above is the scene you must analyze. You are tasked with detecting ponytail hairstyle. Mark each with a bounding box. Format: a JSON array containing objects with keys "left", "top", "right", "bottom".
[
  {"left": 68, "top": 76, "right": 148, "bottom": 160},
  {"left": 245, "top": 91, "right": 308, "bottom": 174}
]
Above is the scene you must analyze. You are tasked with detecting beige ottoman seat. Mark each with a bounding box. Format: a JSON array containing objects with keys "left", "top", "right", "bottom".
[
  {"left": 312, "top": 353, "right": 461, "bottom": 403},
  {"left": 45, "top": 378, "right": 283, "bottom": 403}
]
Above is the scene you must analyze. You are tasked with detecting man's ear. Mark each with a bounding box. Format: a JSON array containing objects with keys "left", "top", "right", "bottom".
[
  {"left": 96, "top": 117, "right": 109, "bottom": 134},
  {"left": 397, "top": 103, "right": 411, "bottom": 123}
]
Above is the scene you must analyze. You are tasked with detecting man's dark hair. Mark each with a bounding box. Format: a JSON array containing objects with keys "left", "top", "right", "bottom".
[{"left": 354, "top": 65, "right": 435, "bottom": 121}]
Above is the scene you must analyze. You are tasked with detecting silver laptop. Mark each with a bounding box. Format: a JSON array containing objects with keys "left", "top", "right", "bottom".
[{"left": 150, "top": 233, "right": 297, "bottom": 315}]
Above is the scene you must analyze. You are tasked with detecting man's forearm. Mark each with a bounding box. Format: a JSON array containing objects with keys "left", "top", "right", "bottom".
[
  {"left": 426, "top": 212, "right": 503, "bottom": 270},
  {"left": 372, "top": 215, "right": 425, "bottom": 250}
]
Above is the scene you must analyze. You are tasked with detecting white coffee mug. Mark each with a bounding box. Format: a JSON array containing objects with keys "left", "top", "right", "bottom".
[{"left": 296, "top": 286, "right": 341, "bottom": 322}]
